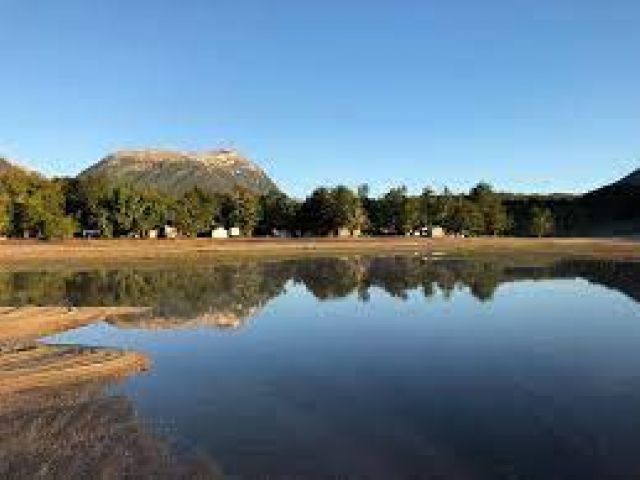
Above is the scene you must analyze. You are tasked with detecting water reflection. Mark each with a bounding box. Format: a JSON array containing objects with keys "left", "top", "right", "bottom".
[
  {"left": 0, "top": 382, "right": 222, "bottom": 479},
  {"left": 3, "top": 255, "right": 640, "bottom": 479},
  {"left": 0, "top": 257, "right": 638, "bottom": 328}
]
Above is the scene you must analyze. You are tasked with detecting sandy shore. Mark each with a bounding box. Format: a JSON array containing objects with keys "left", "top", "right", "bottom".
[
  {"left": 0, "top": 306, "right": 150, "bottom": 342},
  {"left": 0, "top": 237, "right": 638, "bottom": 266},
  {"left": 0, "top": 307, "right": 150, "bottom": 395},
  {"left": 0, "top": 305, "right": 214, "bottom": 476},
  {"left": 0, "top": 344, "right": 148, "bottom": 395}
]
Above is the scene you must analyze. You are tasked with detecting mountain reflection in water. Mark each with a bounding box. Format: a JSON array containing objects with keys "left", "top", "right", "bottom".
[
  {"left": 0, "top": 256, "right": 637, "bottom": 329},
  {"left": 2, "top": 255, "right": 640, "bottom": 479}
]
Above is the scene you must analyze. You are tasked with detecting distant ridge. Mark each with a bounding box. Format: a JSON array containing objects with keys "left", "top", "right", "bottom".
[
  {"left": 79, "top": 148, "right": 278, "bottom": 196},
  {"left": 0, "top": 158, "right": 15, "bottom": 174},
  {"left": 0, "top": 156, "right": 35, "bottom": 176},
  {"left": 585, "top": 166, "right": 640, "bottom": 196},
  {"left": 613, "top": 168, "right": 640, "bottom": 187},
  {"left": 579, "top": 165, "right": 640, "bottom": 235}
]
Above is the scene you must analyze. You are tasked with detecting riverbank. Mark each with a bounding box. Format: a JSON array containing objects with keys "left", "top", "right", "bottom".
[{"left": 0, "top": 237, "right": 638, "bottom": 266}]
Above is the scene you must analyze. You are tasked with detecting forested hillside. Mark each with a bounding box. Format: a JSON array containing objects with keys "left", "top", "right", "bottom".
[
  {"left": 574, "top": 168, "right": 640, "bottom": 235},
  {"left": 0, "top": 153, "right": 636, "bottom": 239}
]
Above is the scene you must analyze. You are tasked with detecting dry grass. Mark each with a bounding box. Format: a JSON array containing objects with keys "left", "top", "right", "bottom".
[{"left": 0, "top": 237, "right": 637, "bottom": 268}]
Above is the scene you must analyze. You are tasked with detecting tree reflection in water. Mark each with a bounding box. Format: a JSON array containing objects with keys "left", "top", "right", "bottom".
[
  {"left": 1, "top": 256, "right": 639, "bottom": 479},
  {"left": 0, "top": 256, "right": 637, "bottom": 330}
]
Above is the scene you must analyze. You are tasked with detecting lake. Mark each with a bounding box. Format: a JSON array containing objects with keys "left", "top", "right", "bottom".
[{"left": 2, "top": 255, "right": 640, "bottom": 479}]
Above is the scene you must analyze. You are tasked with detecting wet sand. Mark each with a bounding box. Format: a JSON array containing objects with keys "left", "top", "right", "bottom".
[
  {"left": 0, "top": 307, "right": 150, "bottom": 395},
  {"left": 0, "top": 306, "right": 150, "bottom": 342},
  {"left": 0, "top": 344, "right": 148, "bottom": 396},
  {"left": 0, "top": 306, "right": 220, "bottom": 478}
]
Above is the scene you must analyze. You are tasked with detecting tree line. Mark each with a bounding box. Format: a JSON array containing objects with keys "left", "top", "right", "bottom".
[{"left": 0, "top": 168, "right": 560, "bottom": 239}]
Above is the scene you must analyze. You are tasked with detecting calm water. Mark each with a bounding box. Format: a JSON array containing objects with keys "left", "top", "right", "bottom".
[{"left": 5, "top": 256, "right": 640, "bottom": 479}]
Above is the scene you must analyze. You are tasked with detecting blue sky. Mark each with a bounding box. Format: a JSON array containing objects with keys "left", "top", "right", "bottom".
[{"left": 1, "top": 0, "right": 639, "bottom": 197}]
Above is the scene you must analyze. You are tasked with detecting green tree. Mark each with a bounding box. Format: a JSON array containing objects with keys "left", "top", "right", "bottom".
[
  {"left": 470, "top": 182, "right": 509, "bottom": 235},
  {"left": 333, "top": 186, "right": 369, "bottom": 232},
  {"left": 331, "top": 185, "right": 359, "bottom": 230},
  {"left": 223, "top": 186, "right": 259, "bottom": 235},
  {"left": 469, "top": 182, "right": 494, "bottom": 202},
  {"left": 379, "top": 186, "right": 417, "bottom": 234},
  {"left": 259, "top": 190, "right": 299, "bottom": 233},
  {"left": 447, "top": 198, "right": 485, "bottom": 235},
  {"left": 418, "top": 187, "right": 435, "bottom": 226},
  {"left": 299, "top": 187, "right": 334, "bottom": 235},
  {"left": 108, "top": 186, "right": 146, "bottom": 237},
  {"left": 64, "top": 175, "right": 114, "bottom": 236},
  {"left": 174, "top": 187, "right": 217, "bottom": 236},
  {"left": 400, "top": 195, "right": 419, "bottom": 233},
  {"left": 298, "top": 186, "right": 367, "bottom": 235},
  {"left": 0, "top": 191, "right": 10, "bottom": 235},
  {"left": 530, "top": 206, "right": 554, "bottom": 237},
  {"left": 13, "top": 179, "right": 77, "bottom": 239},
  {"left": 101, "top": 185, "right": 173, "bottom": 237},
  {"left": 431, "top": 187, "right": 455, "bottom": 227},
  {"left": 350, "top": 203, "right": 369, "bottom": 232}
]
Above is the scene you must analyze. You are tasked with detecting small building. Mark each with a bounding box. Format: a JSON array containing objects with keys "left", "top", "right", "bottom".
[
  {"left": 147, "top": 229, "right": 159, "bottom": 239},
  {"left": 229, "top": 227, "right": 241, "bottom": 237},
  {"left": 161, "top": 225, "right": 178, "bottom": 239},
  {"left": 420, "top": 226, "right": 446, "bottom": 238},
  {"left": 271, "top": 228, "right": 292, "bottom": 238},
  {"left": 211, "top": 227, "right": 228, "bottom": 239},
  {"left": 82, "top": 229, "right": 101, "bottom": 239},
  {"left": 331, "top": 227, "right": 362, "bottom": 237}
]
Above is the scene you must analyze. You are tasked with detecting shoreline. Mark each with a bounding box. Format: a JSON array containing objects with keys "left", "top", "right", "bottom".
[
  {"left": 0, "top": 306, "right": 151, "bottom": 342},
  {"left": 0, "top": 307, "right": 151, "bottom": 396},
  {"left": 0, "top": 344, "right": 148, "bottom": 396},
  {"left": 0, "top": 237, "right": 638, "bottom": 266}
]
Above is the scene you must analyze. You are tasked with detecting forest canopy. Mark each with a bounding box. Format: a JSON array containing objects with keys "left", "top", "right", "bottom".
[{"left": 0, "top": 164, "right": 633, "bottom": 239}]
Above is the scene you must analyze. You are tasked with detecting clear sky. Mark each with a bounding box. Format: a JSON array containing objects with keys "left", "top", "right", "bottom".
[{"left": 1, "top": 0, "right": 639, "bottom": 197}]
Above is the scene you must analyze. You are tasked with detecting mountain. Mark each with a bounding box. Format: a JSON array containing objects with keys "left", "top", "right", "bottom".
[
  {"left": 584, "top": 167, "right": 640, "bottom": 199},
  {"left": 0, "top": 157, "right": 34, "bottom": 176},
  {"left": 613, "top": 168, "right": 640, "bottom": 187},
  {"left": 578, "top": 166, "right": 640, "bottom": 235},
  {"left": 0, "top": 158, "right": 14, "bottom": 173},
  {"left": 79, "top": 148, "right": 278, "bottom": 196}
]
